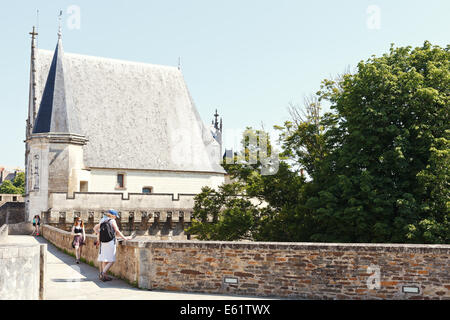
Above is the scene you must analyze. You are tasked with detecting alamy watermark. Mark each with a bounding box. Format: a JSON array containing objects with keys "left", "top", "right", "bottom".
[
  {"left": 66, "top": 5, "right": 81, "bottom": 30},
  {"left": 366, "top": 264, "right": 381, "bottom": 290},
  {"left": 366, "top": 5, "right": 381, "bottom": 30},
  {"left": 223, "top": 129, "right": 280, "bottom": 176},
  {"left": 170, "top": 127, "right": 280, "bottom": 176}
]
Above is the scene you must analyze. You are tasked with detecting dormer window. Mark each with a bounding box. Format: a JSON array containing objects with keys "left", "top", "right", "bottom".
[{"left": 116, "top": 173, "right": 125, "bottom": 189}]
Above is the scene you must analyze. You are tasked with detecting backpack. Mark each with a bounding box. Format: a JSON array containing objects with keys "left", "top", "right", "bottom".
[{"left": 99, "top": 219, "right": 115, "bottom": 242}]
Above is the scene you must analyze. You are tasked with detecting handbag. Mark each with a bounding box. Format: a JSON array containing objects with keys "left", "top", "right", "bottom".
[{"left": 72, "top": 237, "right": 76, "bottom": 248}]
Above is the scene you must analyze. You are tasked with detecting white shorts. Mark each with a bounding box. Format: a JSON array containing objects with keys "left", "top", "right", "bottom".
[{"left": 97, "top": 239, "right": 116, "bottom": 262}]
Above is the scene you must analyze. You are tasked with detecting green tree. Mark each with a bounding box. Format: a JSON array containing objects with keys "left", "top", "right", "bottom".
[
  {"left": 12, "top": 172, "right": 25, "bottom": 190},
  {"left": 407, "top": 129, "right": 450, "bottom": 243},
  {"left": 303, "top": 42, "right": 449, "bottom": 243},
  {"left": 0, "top": 172, "right": 25, "bottom": 194},
  {"left": 188, "top": 42, "right": 449, "bottom": 244},
  {"left": 188, "top": 128, "right": 313, "bottom": 241},
  {"left": 186, "top": 183, "right": 259, "bottom": 241}
]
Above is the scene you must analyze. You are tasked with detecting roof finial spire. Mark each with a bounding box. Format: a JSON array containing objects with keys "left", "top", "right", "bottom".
[
  {"left": 29, "top": 26, "right": 38, "bottom": 48},
  {"left": 178, "top": 56, "right": 182, "bottom": 70},
  {"left": 214, "top": 109, "right": 219, "bottom": 130},
  {"left": 28, "top": 25, "right": 39, "bottom": 133},
  {"left": 57, "top": 10, "right": 63, "bottom": 39}
]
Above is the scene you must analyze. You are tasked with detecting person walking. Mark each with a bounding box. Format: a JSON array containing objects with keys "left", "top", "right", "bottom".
[
  {"left": 71, "top": 217, "right": 86, "bottom": 264},
  {"left": 32, "top": 215, "right": 40, "bottom": 236},
  {"left": 93, "top": 209, "right": 131, "bottom": 282}
]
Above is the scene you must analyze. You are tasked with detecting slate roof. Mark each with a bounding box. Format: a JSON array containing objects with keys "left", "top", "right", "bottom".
[
  {"left": 33, "top": 39, "right": 224, "bottom": 174},
  {"left": 33, "top": 37, "right": 80, "bottom": 134}
]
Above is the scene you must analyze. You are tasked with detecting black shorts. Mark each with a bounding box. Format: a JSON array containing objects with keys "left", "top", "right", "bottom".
[{"left": 33, "top": 223, "right": 40, "bottom": 226}]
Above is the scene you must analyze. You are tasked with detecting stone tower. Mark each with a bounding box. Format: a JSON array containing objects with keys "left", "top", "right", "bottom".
[{"left": 25, "top": 29, "right": 88, "bottom": 221}]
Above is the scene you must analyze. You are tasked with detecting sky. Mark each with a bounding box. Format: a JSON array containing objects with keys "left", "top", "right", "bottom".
[{"left": 0, "top": 0, "right": 449, "bottom": 168}]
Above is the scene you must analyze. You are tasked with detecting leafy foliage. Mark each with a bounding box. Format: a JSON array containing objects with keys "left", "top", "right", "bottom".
[
  {"left": 188, "top": 42, "right": 449, "bottom": 244},
  {"left": 186, "top": 183, "right": 259, "bottom": 241},
  {"left": 0, "top": 172, "right": 25, "bottom": 194}
]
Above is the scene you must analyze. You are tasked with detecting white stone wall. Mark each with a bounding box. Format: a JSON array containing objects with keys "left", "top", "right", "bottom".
[
  {"left": 25, "top": 136, "right": 225, "bottom": 221},
  {"left": 86, "top": 168, "right": 224, "bottom": 196},
  {"left": 0, "top": 243, "right": 41, "bottom": 300},
  {"left": 67, "top": 144, "right": 86, "bottom": 195},
  {"left": 26, "top": 139, "right": 50, "bottom": 222},
  {"left": 48, "top": 192, "right": 195, "bottom": 212}
]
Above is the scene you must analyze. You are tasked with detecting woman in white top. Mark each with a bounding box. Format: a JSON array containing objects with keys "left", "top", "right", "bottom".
[{"left": 93, "top": 209, "right": 131, "bottom": 282}]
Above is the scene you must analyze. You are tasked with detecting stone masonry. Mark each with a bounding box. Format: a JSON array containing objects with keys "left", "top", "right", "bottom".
[
  {"left": 41, "top": 224, "right": 449, "bottom": 300},
  {"left": 0, "top": 231, "right": 47, "bottom": 300},
  {"left": 0, "top": 201, "right": 26, "bottom": 226},
  {"left": 40, "top": 192, "right": 202, "bottom": 239}
]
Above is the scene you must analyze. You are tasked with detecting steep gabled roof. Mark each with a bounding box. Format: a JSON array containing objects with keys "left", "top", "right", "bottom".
[{"left": 33, "top": 43, "right": 224, "bottom": 174}]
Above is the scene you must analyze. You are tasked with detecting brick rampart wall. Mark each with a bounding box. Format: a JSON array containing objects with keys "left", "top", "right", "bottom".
[{"left": 41, "top": 225, "right": 449, "bottom": 299}]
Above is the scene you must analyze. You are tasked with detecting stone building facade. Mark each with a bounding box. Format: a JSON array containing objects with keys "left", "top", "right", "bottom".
[
  {"left": 24, "top": 26, "right": 225, "bottom": 239},
  {"left": 41, "top": 192, "right": 198, "bottom": 239}
]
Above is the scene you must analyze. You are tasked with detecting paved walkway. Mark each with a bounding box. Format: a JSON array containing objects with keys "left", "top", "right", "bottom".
[{"left": 6, "top": 235, "right": 270, "bottom": 300}]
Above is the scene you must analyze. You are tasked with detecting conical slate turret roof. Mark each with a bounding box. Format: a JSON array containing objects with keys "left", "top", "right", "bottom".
[{"left": 32, "top": 35, "right": 79, "bottom": 134}]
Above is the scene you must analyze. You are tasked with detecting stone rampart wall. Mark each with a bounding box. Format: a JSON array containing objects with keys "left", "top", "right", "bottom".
[
  {"left": 41, "top": 224, "right": 449, "bottom": 299},
  {"left": 0, "top": 194, "right": 24, "bottom": 204},
  {"left": 0, "top": 202, "right": 26, "bottom": 226}
]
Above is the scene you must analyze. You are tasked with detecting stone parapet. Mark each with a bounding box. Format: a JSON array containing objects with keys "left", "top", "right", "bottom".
[
  {"left": 0, "top": 241, "right": 46, "bottom": 300},
  {"left": 42, "top": 208, "right": 193, "bottom": 240},
  {"left": 0, "top": 201, "right": 26, "bottom": 226},
  {"left": 41, "top": 224, "right": 139, "bottom": 286},
  {"left": 41, "top": 224, "right": 450, "bottom": 299},
  {"left": 0, "top": 194, "right": 25, "bottom": 204},
  {"left": 0, "top": 224, "right": 8, "bottom": 242},
  {"left": 41, "top": 192, "right": 196, "bottom": 240}
]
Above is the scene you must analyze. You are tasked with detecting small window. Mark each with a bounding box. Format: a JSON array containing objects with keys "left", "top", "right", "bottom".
[
  {"left": 142, "top": 187, "right": 153, "bottom": 194},
  {"left": 13, "top": 196, "right": 17, "bottom": 202},
  {"left": 80, "top": 181, "right": 88, "bottom": 192},
  {"left": 117, "top": 174, "right": 125, "bottom": 188}
]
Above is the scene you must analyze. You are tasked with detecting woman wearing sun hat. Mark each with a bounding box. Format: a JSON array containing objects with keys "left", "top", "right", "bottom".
[{"left": 93, "top": 209, "right": 132, "bottom": 281}]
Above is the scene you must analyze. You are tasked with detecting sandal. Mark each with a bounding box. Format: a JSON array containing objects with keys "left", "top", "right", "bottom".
[
  {"left": 103, "top": 275, "right": 113, "bottom": 281},
  {"left": 99, "top": 272, "right": 112, "bottom": 282}
]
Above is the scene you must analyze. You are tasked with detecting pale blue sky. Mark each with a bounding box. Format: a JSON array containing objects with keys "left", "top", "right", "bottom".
[{"left": 0, "top": 0, "right": 449, "bottom": 167}]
